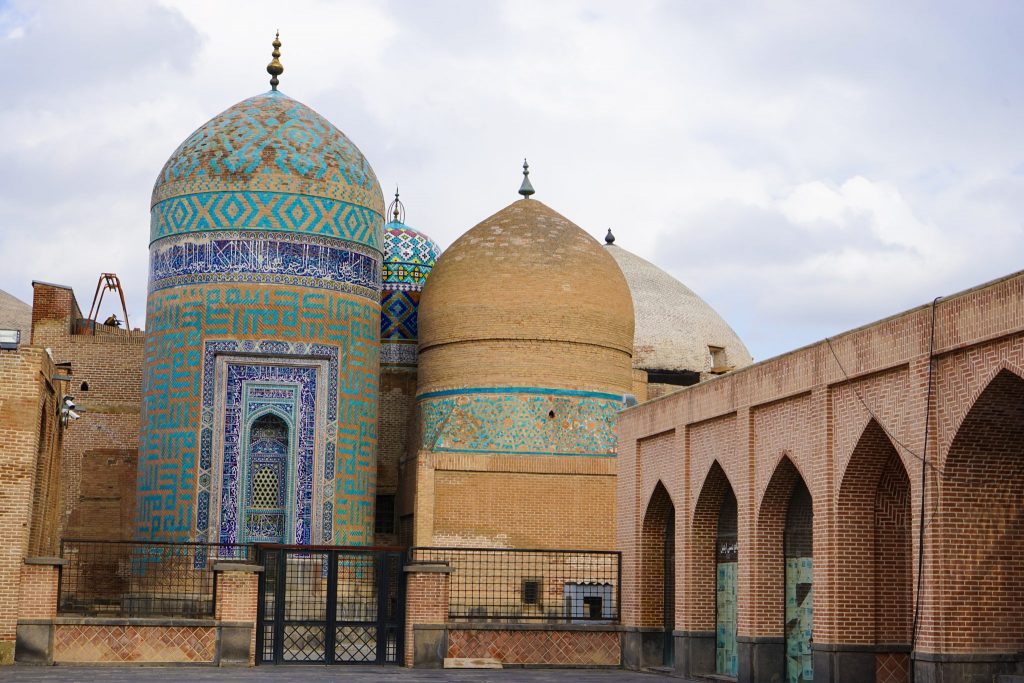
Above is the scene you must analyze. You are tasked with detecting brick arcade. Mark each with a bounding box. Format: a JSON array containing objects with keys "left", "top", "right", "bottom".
[{"left": 617, "top": 272, "right": 1024, "bottom": 682}]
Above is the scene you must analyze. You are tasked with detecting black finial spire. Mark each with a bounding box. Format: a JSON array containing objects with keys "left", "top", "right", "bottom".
[
  {"left": 387, "top": 186, "right": 405, "bottom": 224},
  {"left": 605, "top": 228, "right": 615, "bottom": 245},
  {"left": 267, "top": 31, "right": 284, "bottom": 90},
  {"left": 518, "top": 158, "right": 535, "bottom": 198}
]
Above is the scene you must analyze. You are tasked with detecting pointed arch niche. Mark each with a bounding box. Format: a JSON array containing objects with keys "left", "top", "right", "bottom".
[
  {"left": 687, "top": 461, "right": 739, "bottom": 677},
  {"left": 932, "top": 369, "right": 1024, "bottom": 679},
  {"left": 640, "top": 481, "right": 676, "bottom": 668},
  {"left": 832, "top": 419, "right": 911, "bottom": 682},
  {"left": 752, "top": 456, "right": 813, "bottom": 683}
]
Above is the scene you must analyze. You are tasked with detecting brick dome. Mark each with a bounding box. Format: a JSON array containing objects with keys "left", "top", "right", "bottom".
[
  {"left": 417, "top": 198, "right": 634, "bottom": 395},
  {"left": 605, "top": 243, "right": 753, "bottom": 374}
]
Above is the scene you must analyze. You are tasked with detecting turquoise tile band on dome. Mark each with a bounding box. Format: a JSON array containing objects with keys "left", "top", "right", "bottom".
[
  {"left": 150, "top": 191, "right": 383, "bottom": 250},
  {"left": 418, "top": 386, "right": 626, "bottom": 456}
]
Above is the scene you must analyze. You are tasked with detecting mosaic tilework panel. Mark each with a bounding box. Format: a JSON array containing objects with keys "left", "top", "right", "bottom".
[
  {"left": 218, "top": 364, "right": 316, "bottom": 546},
  {"left": 381, "top": 289, "right": 420, "bottom": 340},
  {"left": 53, "top": 625, "right": 216, "bottom": 664},
  {"left": 785, "top": 557, "right": 814, "bottom": 683},
  {"left": 381, "top": 340, "right": 418, "bottom": 366},
  {"left": 382, "top": 222, "right": 440, "bottom": 291},
  {"left": 150, "top": 231, "right": 381, "bottom": 298},
  {"left": 139, "top": 283, "right": 377, "bottom": 545},
  {"left": 152, "top": 90, "right": 383, "bottom": 215},
  {"left": 447, "top": 629, "right": 620, "bottom": 666},
  {"left": 418, "top": 387, "right": 623, "bottom": 456},
  {"left": 151, "top": 192, "right": 383, "bottom": 250}
]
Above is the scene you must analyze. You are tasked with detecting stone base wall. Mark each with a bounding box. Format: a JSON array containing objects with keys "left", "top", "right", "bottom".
[
  {"left": 52, "top": 620, "right": 217, "bottom": 664},
  {"left": 448, "top": 627, "right": 620, "bottom": 667}
]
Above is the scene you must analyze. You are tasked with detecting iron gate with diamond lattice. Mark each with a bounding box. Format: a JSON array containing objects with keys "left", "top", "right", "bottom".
[{"left": 255, "top": 546, "right": 405, "bottom": 664}]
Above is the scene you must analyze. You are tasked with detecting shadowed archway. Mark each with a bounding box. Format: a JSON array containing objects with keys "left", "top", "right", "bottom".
[
  {"left": 641, "top": 481, "right": 676, "bottom": 667},
  {"left": 938, "top": 369, "right": 1024, "bottom": 674},
  {"left": 688, "top": 461, "right": 739, "bottom": 676}
]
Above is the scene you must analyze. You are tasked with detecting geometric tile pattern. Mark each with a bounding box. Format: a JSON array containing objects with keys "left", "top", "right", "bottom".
[
  {"left": 876, "top": 652, "right": 910, "bottom": 683},
  {"left": 447, "top": 629, "right": 620, "bottom": 666},
  {"left": 151, "top": 191, "right": 382, "bottom": 250},
  {"left": 382, "top": 222, "right": 440, "bottom": 291},
  {"left": 381, "top": 221, "right": 439, "bottom": 367},
  {"left": 149, "top": 231, "right": 381, "bottom": 299},
  {"left": 139, "top": 287, "right": 378, "bottom": 546},
  {"left": 53, "top": 625, "right": 216, "bottom": 664},
  {"left": 419, "top": 387, "right": 623, "bottom": 456},
  {"left": 381, "top": 289, "right": 420, "bottom": 340}
]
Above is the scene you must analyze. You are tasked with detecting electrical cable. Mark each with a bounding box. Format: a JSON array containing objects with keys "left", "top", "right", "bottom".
[{"left": 909, "top": 296, "right": 939, "bottom": 682}]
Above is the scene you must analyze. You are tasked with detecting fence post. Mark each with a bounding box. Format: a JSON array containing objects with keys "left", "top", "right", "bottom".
[
  {"left": 403, "top": 561, "right": 452, "bottom": 668},
  {"left": 213, "top": 562, "right": 263, "bottom": 666},
  {"left": 14, "top": 557, "right": 65, "bottom": 665}
]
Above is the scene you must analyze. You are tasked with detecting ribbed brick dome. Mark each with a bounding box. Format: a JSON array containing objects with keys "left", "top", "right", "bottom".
[{"left": 417, "top": 198, "right": 634, "bottom": 395}]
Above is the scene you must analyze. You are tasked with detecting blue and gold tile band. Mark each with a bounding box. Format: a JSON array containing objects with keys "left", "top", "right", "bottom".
[
  {"left": 150, "top": 191, "right": 383, "bottom": 250},
  {"left": 149, "top": 231, "right": 381, "bottom": 300}
]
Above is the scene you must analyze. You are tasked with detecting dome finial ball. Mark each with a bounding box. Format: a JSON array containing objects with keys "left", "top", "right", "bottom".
[
  {"left": 518, "top": 158, "right": 535, "bottom": 198},
  {"left": 267, "top": 30, "right": 284, "bottom": 90}
]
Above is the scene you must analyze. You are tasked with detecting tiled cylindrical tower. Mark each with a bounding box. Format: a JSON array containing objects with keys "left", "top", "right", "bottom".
[
  {"left": 380, "top": 195, "right": 441, "bottom": 368},
  {"left": 140, "top": 87, "right": 384, "bottom": 546}
]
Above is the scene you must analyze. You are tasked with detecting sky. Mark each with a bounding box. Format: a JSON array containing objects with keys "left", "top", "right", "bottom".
[{"left": 0, "top": 0, "right": 1021, "bottom": 361}]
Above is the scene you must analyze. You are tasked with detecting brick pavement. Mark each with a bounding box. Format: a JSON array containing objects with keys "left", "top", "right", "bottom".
[{"left": 0, "top": 665, "right": 677, "bottom": 683}]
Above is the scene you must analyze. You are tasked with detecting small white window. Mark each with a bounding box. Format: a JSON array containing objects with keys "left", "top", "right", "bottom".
[{"left": 709, "top": 346, "right": 729, "bottom": 373}]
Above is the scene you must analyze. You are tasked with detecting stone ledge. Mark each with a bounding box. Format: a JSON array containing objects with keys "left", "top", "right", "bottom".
[
  {"left": 912, "top": 651, "right": 1024, "bottom": 663},
  {"left": 447, "top": 622, "right": 623, "bottom": 632},
  {"left": 813, "top": 642, "right": 911, "bottom": 653},
  {"left": 213, "top": 562, "right": 263, "bottom": 573},
  {"left": 24, "top": 556, "right": 68, "bottom": 566}
]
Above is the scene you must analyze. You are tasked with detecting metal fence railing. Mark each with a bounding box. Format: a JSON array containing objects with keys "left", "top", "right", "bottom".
[
  {"left": 409, "top": 547, "right": 620, "bottom": 623},
  {"left": 58, "top": 539, "right": 252, "bottom": 618}
]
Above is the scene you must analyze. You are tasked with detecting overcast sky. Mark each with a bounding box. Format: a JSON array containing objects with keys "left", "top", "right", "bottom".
[{"left": 1, "top": 0, "right": 1021, "bottom": 361}]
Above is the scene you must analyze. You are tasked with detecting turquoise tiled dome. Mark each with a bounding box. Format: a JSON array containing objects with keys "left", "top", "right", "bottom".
[
  {"left": 149, "top": 90, "right": 385, "bottom": 251},
  {"left": 382, "top": 221, "right": 441, "bottom": 291},
  {"left": 381, "top": 220, "right": 441, "bottom": 366}
]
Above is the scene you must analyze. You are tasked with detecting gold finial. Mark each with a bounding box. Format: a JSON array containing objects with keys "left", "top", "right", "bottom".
[{"left": 267, "top": 30, "right": 284, "bottom": 90}]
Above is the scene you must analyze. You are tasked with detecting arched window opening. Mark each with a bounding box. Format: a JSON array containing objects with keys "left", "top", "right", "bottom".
[
  {"left": 245, "top": 412, "right": 289, "bottom": 544},
  {"left": 784, "top": 481, "right": 813, "bottom": 683}
]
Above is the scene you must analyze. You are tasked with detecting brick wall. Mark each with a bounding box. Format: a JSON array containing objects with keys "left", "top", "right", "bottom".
[
  {"left": 17, "top": 564, "right": 58, "bottom": 620},
  {"left": 617, "top": 270, "right": 1024, "bottom": 679},
  {"left": 0, "top": 346, "right": 63, "bottom": 663},
  {"left": 407, "top": 451, "right": 617, "bottom": 549},
  {"left": 215, "top": 571, "right": 259, "bottom": 666},
  {"left": 30, "top": 282, "right": 142, "bottom": 542},
  {"left": 403, "top": 569, "right": 449, "bottom": 667}
]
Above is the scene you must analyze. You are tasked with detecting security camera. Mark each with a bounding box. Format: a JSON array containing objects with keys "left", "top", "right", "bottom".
[
  {"left": 63, "top": 397, "right": 76, "bottom": 411},
  {"left": 67, "top": 410, "right": 81, "bottom": 421}
]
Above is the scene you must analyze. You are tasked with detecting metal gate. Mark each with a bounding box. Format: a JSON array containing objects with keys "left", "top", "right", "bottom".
[{"left": 255, "top": 546, "right": 405, "bottom": 664}]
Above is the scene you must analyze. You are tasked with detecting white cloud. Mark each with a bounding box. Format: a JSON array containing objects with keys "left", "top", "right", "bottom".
[{"left": 0, "top": 0, "right": 1022, "bottom": 358}]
